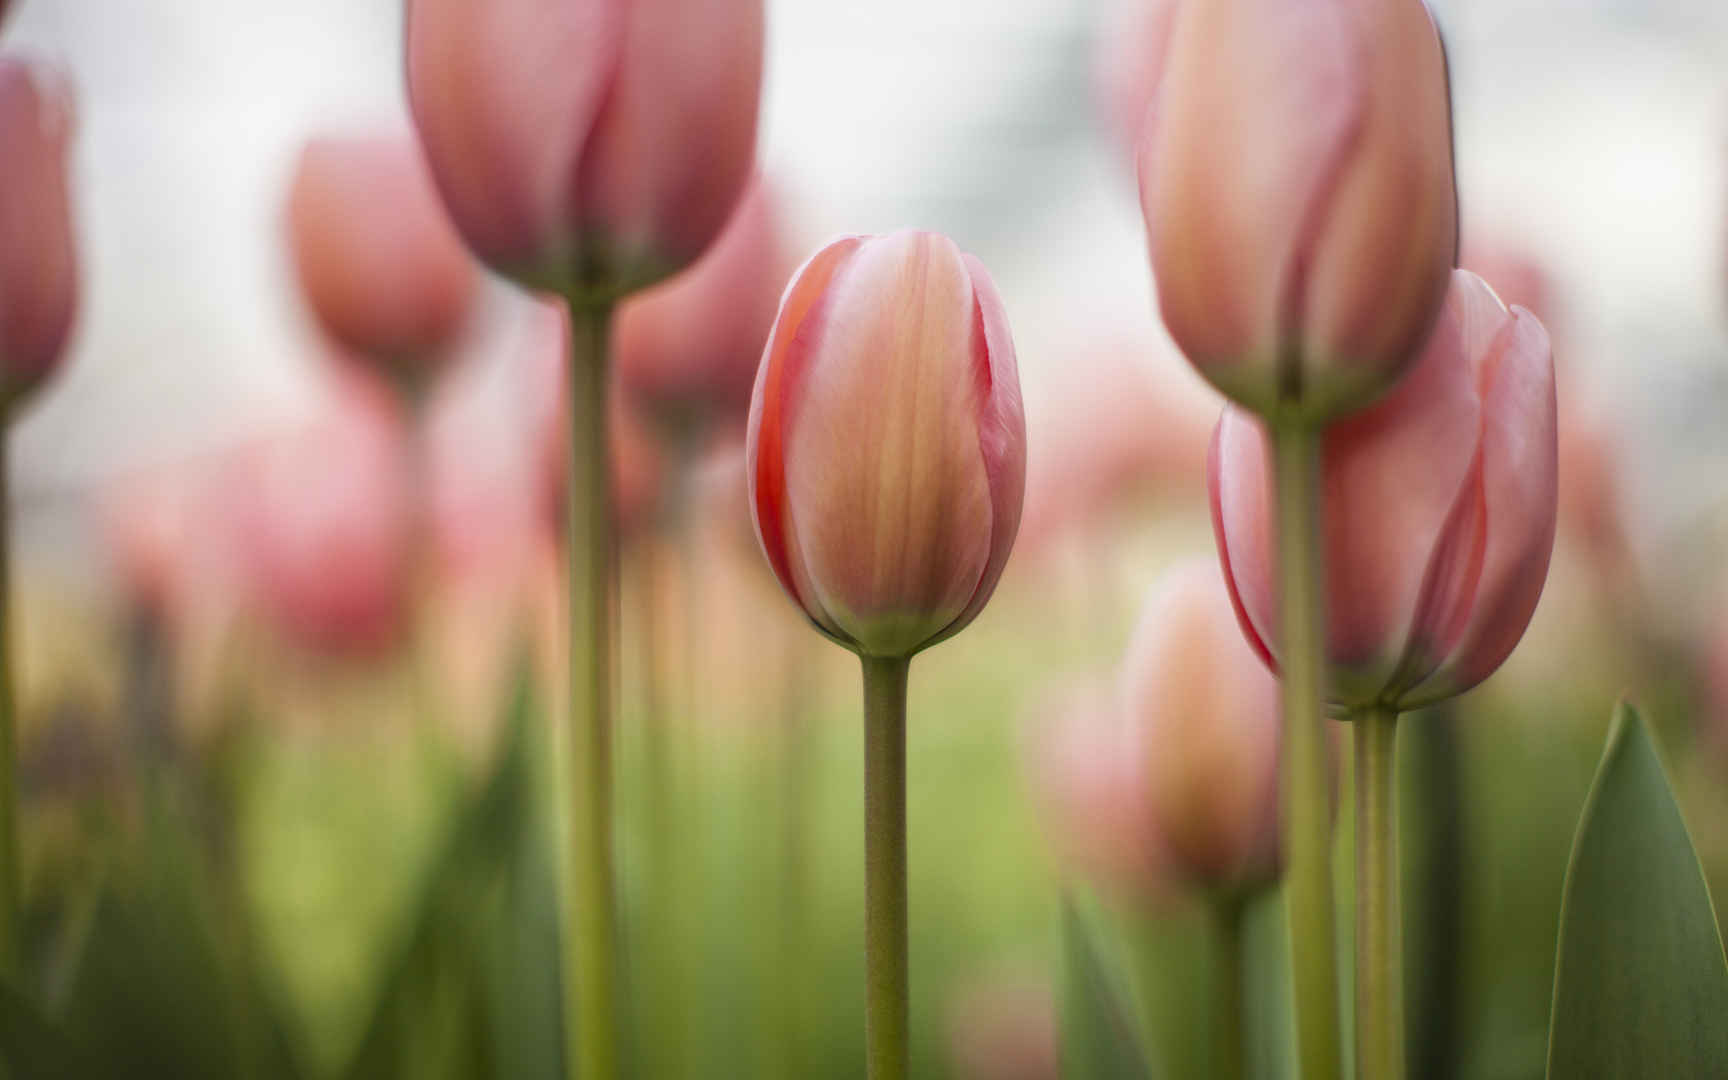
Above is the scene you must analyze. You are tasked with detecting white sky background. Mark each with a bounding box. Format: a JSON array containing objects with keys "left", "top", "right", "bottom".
[{"left": 3, "top": 0, "right": 1727, "bottom": 566}]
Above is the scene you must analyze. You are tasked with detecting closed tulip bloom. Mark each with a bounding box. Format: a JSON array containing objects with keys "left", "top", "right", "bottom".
[
  {"left": 232, "top": 368, "right": 414, "bottom": 658},
  {"left": 1211, "top": 269, "right": 1557, "bottom": 710},
  {"left": 1094, "top": 0, "right": 1177, "bottom": 169},
  {"left": 0, "top": 57, "right": 77, "bottom": 406},
  {"left": 1120, "top": 559, "right": 1282, "bottom": 891},
  {"left": 747, "top": 231, "right": 1025, "bottom": 659},
  {"left": 614, "top": 176, "right": 790, "bottom": 439},
  {"left": 405, "top": 0, "right": 764, "bottom": 299},
  {"left": 1140, "top": 0, "right": 1456, "bottom": 421},
  {"left": 286, "top": 135, "right": 477, "bottom": 379}
]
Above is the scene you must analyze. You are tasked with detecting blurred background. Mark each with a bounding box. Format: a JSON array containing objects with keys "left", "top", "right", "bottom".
[{"left": 0, "top": 0, "right": 1726, "bottom": 1077}]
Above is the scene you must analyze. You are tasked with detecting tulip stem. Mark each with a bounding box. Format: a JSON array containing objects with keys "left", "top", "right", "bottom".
[
  {"left": 562, "top": 299, "right": 620, "bottom": 1080},
  {"left": 0, "top": 428, "right": 15, "bottom": 976},
  {"left": 1270, "top": 421, "right": 1342, "bottom": 1080},
  {"left": 1211, "top": 895, "right": 1246, "bottom": 1080},
  {"left": 1354, "top": 705, "right": 1403, "bottom": 1080},
  {"left": 861, "top": 653, "right": 911, "bottom": 1080}
]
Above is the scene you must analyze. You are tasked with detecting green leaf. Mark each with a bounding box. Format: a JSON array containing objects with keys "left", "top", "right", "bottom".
[
  {"left": 1060, "top": 896, "right": 1151, "bottom": 1080},
  {"left": 1546, "top": 702, "right": 1728, "bottom": 1078}
]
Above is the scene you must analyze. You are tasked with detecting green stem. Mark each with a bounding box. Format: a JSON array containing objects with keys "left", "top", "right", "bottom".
[
  {"left": 1211, "top": 896, "right": 1246, "bottom": 1080},
  {"left": 1354, "top": 706, "right": 1403, "bottom": 1080},
  {"left": 861, "top": 654, "right": 911, "bottom": 1080},
  {"left": 563, "top": 300, "right": 619, "bottom": 1079},
  {"left": 1270, "top": 422, "right": 1341, "bottom": 1080},
  {"left": 0, "top": 428, "right": 16, "bottom": 976}
]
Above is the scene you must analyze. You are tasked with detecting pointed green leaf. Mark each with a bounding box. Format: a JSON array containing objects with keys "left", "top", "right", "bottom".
[
  {"left": 1546, "top": 703, "right": 1728, "bottom": 1078},
  {"left": 1061, "top": 896, "right": 1151, "bottom": 1080}
]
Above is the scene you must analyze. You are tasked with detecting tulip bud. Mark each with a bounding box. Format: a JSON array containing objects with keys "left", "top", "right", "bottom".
[
  {"left": 746, "top": 231, "right": 1026, "bottom": 659},
  {"left": 0, "top": 56, "right": 77, "bottom": 407},
  {"left": 1120, "top": 559, "right": 1282, "bottom": 891},
  {"left": 286, "top": 134, "right": 478, "bottom": 386},
  {"left": 1211, "top": 269, "right": 1557, "bottom": 710},
  {"left": 405, "top": 0, "right": 764, "bottom": 300},
  {"left": 1139, "top": 0, "right": 1457, "bottom": 422},
  {"left": 1094, "top": 0, "right": 1177, "bottom": 170},
  {"left": 231, "top": 368, "right": 414, "bottom": 658},
  {"left": 614, "top": 176, "right": 791, "bottom": 442}
]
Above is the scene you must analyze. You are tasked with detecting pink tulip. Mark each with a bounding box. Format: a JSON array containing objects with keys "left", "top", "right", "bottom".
[
  {"left": 946, "top": 977, "right": 1059, "bottom": 1080},
  {"left": 230, "top": 367, "right": 415, "bottom": 658},
  {"left": 1139, "top": 0, "right": 1456, "bottom": 421},
  {"left": 286, "top": 134, "right": 478, "bottom": 380},
  {"left": 405, "top": 0, "right": 764, "bottom": 298},
  {"left": 0, "top": 56, "right": 77, "bottom": 405},
  {"left": 1018, "top": 336, "right": 1218, "bottom": 553},
  {"left": 746, "top": 231, "right": 1026, "bottom": 659},
  {"left": 1119, "top": 559, "right": 1282, "bottom": 889},
  {"left": 1028, "top": 679, "right": 1165, "bottom": 897},
  {"left": 613, "top": 176, "right": 791, "bottom": 439},
  {"left": 1211, "top": 269, "right": 1557, "bottom": 710}
]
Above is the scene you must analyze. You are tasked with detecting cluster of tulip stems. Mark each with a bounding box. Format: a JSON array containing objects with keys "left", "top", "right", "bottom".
[{"left": 1, "top": 0, "right": 1723, "bottom": 1077}]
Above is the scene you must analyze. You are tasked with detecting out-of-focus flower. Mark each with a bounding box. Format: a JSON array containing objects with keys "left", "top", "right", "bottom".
[
  {"left": 0, "top": 56, "right": 77, "bottom": 406},
  {"left": 1211, "top": 269, "right": 1558, "bottom": 710},
  {"left": 1119, "top": 559, "right": 1281, "bottom": 891},
  {"left": 946, "top": 976, "right": 1059, "bottom": 1080},
  {"left": 746, "top": 231, "right": 1026, "bottom": 659},
  {"left": 1019, "top": 336, "right": 1218, "bottom": 553},
  {"left": 230, "top": 367, "right": 415, "bottom": 659},
  {"left": 614, "top": 176, "right": 792, "bottom": 443},
  {"left": 405, "top": 0, "right": 764, "bottom": 299},
  {"left": 1139, "top": 0, "right": 1456, "bottom": 422},
  {"left": 1094, "top": 0, "right": 1177, "bottom": 169},
  {"left": 286, "top": 134, "right": 478, "bottom": 385},
  {"left": 1028, "top": 679, "right": 1161, "bottom": 895},
  {"left": 103, "top": 461, "right": 229, "bottom": 626}
]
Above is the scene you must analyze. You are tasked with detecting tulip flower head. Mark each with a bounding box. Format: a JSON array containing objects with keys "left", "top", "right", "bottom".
[
  {"left": 0, "top": 56, "right": 77, "bottom": 408},
  {"left": 286, "top": 134, "right": 478, "bottom": 387},
  {"left": 405, "top": 0, "right": 764, "bottom": 301},
  {"left": 1210, "top": 269, "right": 1557, "bottom": 711},
  {"left": 614, "top": 176, "right": 791, "bottom": 442},
  {"left": 1119, "top": 559, "right": 1283, "bottom": 891},
  {"left": 231, "top": 368, "right": 415, "bottom": 659},
  {"left": 1139, "top": 0, "right": 1457, "bottom": 423},
  {"left": 746, "top": 231, "right": 1026, "bottom": 659}
]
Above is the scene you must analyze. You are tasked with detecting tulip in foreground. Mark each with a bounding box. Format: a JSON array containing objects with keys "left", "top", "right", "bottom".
[
  {"left": 1139, "top": 0, "right": 1456, "bottom": 423},
  {"left": 286, "top": 134, "right": 477, "bottom": 392},
  {"left": 0, "top": 56, "right": 77, "bottom": 408},
  {"left": 747, "top": 231, "right": 1025, "bottom": 1079},
  {"left": 405, "top": 0, "right": 764, "bottom": 300},
  {"left": 1212, "top": 268, "right": 1556, "bottom": 1080}
]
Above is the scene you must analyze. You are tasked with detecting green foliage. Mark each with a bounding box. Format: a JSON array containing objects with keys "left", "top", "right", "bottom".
[
  {"left": 1060, "top": 897, "right": 1149, "bottom": 1079},
  {"left": 1546, "top": 703, "right": 1728, "bottom": 1078}
]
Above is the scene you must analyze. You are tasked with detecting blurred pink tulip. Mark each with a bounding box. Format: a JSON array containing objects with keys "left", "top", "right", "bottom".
[
  {"left": 286, "top": 134, "right": 478, "bottom": 381},
  {"left": 1211, "top": 269, "right": 1558, "bottom": 710},
  {"left": 946, "top": 977, "right": 1059, "bottom": 1080},
  {"left": 1120, "top": 559, "right": 1282, "bottom": 890},
  {"left": 1028, "top": 680, "right": 1163, "bottom": 896},
  {"left": 1094, "top": 0, "right": 1177, "bottom": 169},
  {"left": 746, "top": 231, "right": 1025, "bottom": 659},
  {"left": 102, "top": 458, "right": 239, "bottom": 628},
  {"left": 1139, "top": 0, "right": 1456, "bottom": 421},
  {"left": 405, "top": 0, "right": 764, "bottom": 298},
  {"left": 1019, "top": 337, "right": 1218, "bottom": 553},
  {"left": 614, "top": 176, "right": 791, "bottom": 440},
  {"left": 0, "top": 56, "right": 77, "bottom": 405},
  {"left": 231, "top": 367, "right": 415, "bottom": 658}
]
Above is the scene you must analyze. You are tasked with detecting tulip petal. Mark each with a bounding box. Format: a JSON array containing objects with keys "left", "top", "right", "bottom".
[
  {"left": 1401, "top": 305, "right": 1556, "bottom": 707},
  {"left": 1208, "top": 415, "right": 1277, "bottom": 673},
  {"left": 746, "top": 236, "right": 865, "bottom": 646},
  {"left": 0, "top": 59, "right": 78, "bottom": 399},
  {"left": 925, "top": 253, "right": 1025, "bottom": 649}
]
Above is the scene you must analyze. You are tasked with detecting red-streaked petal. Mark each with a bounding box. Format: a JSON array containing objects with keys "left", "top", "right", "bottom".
[
  {"left": 746, "top": 236, "right": 864, "bottom": 641},
  {"left": 1207, "top": 415, "right": 1277, "bottom": 673}
]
